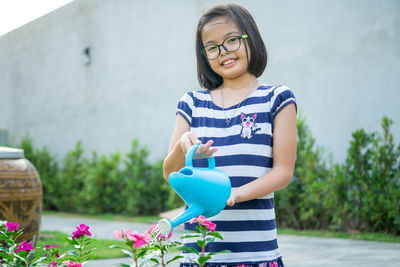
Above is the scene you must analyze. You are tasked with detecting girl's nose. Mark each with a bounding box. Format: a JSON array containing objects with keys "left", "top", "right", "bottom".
[{"left": 220, "top": 45, "right": 230, "bottom": 56}]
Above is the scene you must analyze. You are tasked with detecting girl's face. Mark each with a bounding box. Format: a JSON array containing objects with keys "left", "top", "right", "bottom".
[{"left": 201, "top": 18, "right": 250, "bottom": 82}]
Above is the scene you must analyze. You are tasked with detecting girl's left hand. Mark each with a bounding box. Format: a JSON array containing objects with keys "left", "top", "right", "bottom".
[{"left": 226, "top": 188, "right": 239, "bottom": 206}]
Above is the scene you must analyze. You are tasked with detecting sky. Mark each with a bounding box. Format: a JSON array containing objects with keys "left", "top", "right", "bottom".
[{"left": 0, "top": 0, "right": 74, "bottom": 36}]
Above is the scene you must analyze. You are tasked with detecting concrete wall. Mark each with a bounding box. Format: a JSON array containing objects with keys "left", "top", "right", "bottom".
[{"left": 0, "top": 0, "right": 399, "bottom": 163}]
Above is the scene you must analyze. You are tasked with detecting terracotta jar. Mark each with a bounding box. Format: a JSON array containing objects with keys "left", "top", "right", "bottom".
[{"left": 0, "top": 146, "right": 43, "bottom": 245}]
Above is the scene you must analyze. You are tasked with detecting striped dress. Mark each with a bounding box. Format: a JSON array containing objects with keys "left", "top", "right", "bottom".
[{"left": 176, "top": 84, "right": 296, "bottom": 266}]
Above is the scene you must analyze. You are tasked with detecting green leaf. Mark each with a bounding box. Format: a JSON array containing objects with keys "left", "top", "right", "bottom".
[
  {"left": 198, "top": 255, "right": 212, "bottom": 266},
  {"left": 65, "top": 237, "right": 77, "bottom": 246},
  {"left": 197, "top": 240, "right": 206, "bottom": 248},
  {"left": 167, "top": 255, "right": 184, "bottom": 264},
  {"left": 109, "top": 244, "right": 126, "bottom": 250},
  {"left": 117, "top": 264, "right": 131, "bottom": 267},
  {"left": 205, "top": 237, "right": 216, "bottom": 243},
  {"left": 207, "top": 232, "right": 224, "bottom": 240},
  {"left": 136, "top": 248, "right": 147, "bottom": 258},
  {"left": 180, "top": 234, "right": 201, "bottom": 239},
  {"left": 121, "top": 249, "right": 134, "bottom": 257},
  {"left": 67, "top": 250, "right": 79, "bottom": 257},
  {"left": 178, "top": 246, "right": 199, "bottom": 255},
  {"left": 150, "top": 258, "right": 160, "bottom": 264}
]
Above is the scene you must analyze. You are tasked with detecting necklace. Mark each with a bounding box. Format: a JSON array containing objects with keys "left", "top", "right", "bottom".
[{"left": 220, "top": 80, "right": 259, "bottom": 125}]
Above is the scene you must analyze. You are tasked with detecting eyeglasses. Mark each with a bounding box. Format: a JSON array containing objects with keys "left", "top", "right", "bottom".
[{"left": 202, "top": 34, "right": 248, "bottom": 60}]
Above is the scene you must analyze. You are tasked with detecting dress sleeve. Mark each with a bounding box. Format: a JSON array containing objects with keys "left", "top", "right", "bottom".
[
  {"left": 176, "top": 92, "right": 194, "bottom": 126},
  {"left": 271, "top": 86, "right": 297, "bottom": 119}
]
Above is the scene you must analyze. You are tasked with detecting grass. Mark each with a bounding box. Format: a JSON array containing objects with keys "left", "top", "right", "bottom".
[
  {"left": 43, "top": 210, "right": 160, "bottom": 224},
  {"left": 37, "top": 230, "right": 128, "bottom": 259},
  {"left": 278, "top": 228, "right": 400, "bottom": 243}
]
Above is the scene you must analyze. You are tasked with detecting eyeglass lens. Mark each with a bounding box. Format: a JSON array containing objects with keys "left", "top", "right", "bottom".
[{"left": 204, "top": 36, "right": 243, "bottom": 60}]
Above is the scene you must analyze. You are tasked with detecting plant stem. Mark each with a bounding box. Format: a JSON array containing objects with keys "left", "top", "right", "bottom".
[
  {"left": 133, "top": 248, "right": 138, "bottom": 267},
  {"left": 200, "top": 232, "right": 206, "bottom": 267},
  {"left": 159, "top": 240, "right": 166, "bottom": 267}
]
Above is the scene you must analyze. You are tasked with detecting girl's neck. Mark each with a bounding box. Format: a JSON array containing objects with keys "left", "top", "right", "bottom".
[
  {"left": 210, "top": 73, "right": 260, "bottom": 108},
  {"left": 220, "top": 72, "right": 258, "bottom": 91}
]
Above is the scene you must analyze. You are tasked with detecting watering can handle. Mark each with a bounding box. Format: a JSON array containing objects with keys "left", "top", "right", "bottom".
[{"left": 185, "top": 144, "right": 216, "bottom": 169}]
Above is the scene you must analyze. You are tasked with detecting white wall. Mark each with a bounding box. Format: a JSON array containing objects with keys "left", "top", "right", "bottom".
[{"left": 0, "top": 0, "right": 399, "bottom": 163}]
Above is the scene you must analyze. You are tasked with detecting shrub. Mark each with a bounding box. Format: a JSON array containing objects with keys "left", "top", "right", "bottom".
[
  {"left": 121, "top": 140, "right": 170, "bottom": 216},
  {"left": 16, "top": 137, "right": 173, "bottom": 216},
  {"left": 276, "top": 116, "right": 400, "bottom": 235},
  {"left": 57, "top": 141, "right": 88, "bottom": 212},
  {"left": 326, "top": 117, "right": 400, "bottom": 234},
  {"left": 80, "top": 151, "right": 125, "bottom": 214}
]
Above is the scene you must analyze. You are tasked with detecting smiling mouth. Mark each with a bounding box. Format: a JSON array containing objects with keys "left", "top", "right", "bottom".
[{"left": 221, "top": 58, "right": 236, "bottom": 66}]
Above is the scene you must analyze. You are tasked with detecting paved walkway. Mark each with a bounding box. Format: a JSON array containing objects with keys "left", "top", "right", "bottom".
[{"left": 40, "top": 215, "right": 400, "bottom": 266}]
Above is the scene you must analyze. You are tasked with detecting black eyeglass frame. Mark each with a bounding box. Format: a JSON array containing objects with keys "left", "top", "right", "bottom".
[{"left": 201, "top": 34, "right": 248, "bottom": 60}]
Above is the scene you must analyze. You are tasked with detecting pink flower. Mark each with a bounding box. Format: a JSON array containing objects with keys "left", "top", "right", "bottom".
[
  {"left": 202, "top": 220, "right": 216, "bottom": 232},
  {"left": 113, "top": 228, "right": 125, "bottom": 240},
  {"left": 189, "top": 216, "right": 216, "bottom": 232},
  {"left": 72, "top": 224, "right": 91, "bottom": 239},
  {"left": 44, "top": 244, "right": 60, "bottom": 249},
  {"left": 48, "top": 261, "right": 59, "bottom": 267},
  {"left": 14, "top": 240, "right": 34, "bottom": 253},
  {"left": 125, "top": 230, "right": 151, "bottom": 248},
  {"left": 5, "top": 222, "right": 19, "bottom": 232},
  {"left": 62, "top": 261, "right": 82, "bottom": 267},
  {"left": 189, "top": 215, "right": 206, "bottom": 224},
  {"left": 269, "top": 261, "right": 278, "bottom": 267},
  {"left": 146, "top": 224, "right": 172, "bottom": 239}
]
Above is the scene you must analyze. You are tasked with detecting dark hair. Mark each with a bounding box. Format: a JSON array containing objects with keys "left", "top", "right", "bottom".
[{"left": 196, "top": 3, "right": 268, "bottom": 90}]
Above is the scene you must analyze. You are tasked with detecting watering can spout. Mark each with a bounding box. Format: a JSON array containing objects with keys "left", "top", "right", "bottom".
[{"left": 158, "top": 204, "right": 204, "bottom": 237}]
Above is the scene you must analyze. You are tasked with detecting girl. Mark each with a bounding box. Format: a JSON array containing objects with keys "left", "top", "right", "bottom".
[{"left": 163, "top": 3, "right": 297, "bottom": 267}]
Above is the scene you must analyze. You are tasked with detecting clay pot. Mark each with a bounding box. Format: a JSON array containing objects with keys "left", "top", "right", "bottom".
[{"left": 0, "top": 147, "right": 43, "bottom": 245}]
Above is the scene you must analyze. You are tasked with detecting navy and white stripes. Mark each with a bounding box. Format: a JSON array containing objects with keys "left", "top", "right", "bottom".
[{"left": 176, "top": 84, "right": 296, "bottom": 265}]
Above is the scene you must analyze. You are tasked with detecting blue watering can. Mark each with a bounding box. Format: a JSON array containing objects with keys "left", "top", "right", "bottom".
[{"left": 158, "top": 144, "right": 231, "bottom": 236}]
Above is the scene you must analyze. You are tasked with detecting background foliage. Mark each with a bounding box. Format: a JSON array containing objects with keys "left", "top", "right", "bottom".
[
  {"left": 275, "top": 116, "right": 400, "bottom": 235},
  {"left": 18, "top": 138, "right": 182, "bottom": 217},
  {"left": 17, "top": 116, "right": 399, "bottom": 234}
]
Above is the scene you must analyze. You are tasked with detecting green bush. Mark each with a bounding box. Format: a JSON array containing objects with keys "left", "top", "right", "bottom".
[
  {"left": 17, "top": 138, "right": 174, "bottom": 217},
  {"left": 80, "top": 151, "right": 125, "bottom": 214},
  {"left": 325, "top": 117, "right": 400, "bottom": 234},
  {"left": 276, "top": 116, "right": 400, "bottom": 234},
  {"left": 57, "top": 141, "right": 88, "bottom": 212},
  {"left": 121, "top": 140, "right": 170, "bottom": 216}
]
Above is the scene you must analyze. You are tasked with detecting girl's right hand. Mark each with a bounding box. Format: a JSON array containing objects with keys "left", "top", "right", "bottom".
[{"left": 179, "top": 132, "right": 217, "bottom": 158}]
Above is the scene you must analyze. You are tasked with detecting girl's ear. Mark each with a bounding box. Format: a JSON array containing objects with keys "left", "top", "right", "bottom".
[{"left": 241, "top": 112, "right": 245, "bottom": 119}]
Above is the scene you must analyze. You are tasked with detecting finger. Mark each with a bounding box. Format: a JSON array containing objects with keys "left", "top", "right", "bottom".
[
  {"left": 226, "top": 198, "right": 235, "bottom": 207},
  {"left": 204, "top": 140, "right": 214, "bottom": 148},
  {"left": 187, "top": 133, "right": 200, "bottom": 145},
  {"left": 198, "top": 140, "right": 214, "bottom": 154},
  {"left": 205, "top": 147, "right": 218, "bottom": 157}
]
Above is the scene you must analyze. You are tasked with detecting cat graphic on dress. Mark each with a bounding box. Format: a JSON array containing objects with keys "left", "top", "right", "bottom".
[{"left": 240, "top": 112, "right": 261, "bottom": 139}]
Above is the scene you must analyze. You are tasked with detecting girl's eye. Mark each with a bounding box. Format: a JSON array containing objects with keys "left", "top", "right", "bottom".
[
  {"left": 227, "top": 36, "right": 239, "bottom": 43},
  {"left": 206, "top": 45, "right": 218, "bottom": 52}
]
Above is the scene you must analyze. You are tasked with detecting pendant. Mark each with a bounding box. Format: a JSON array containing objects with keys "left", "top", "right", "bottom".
[{"left": 226, "top": 118, "right": 231, "bottom": 125}]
